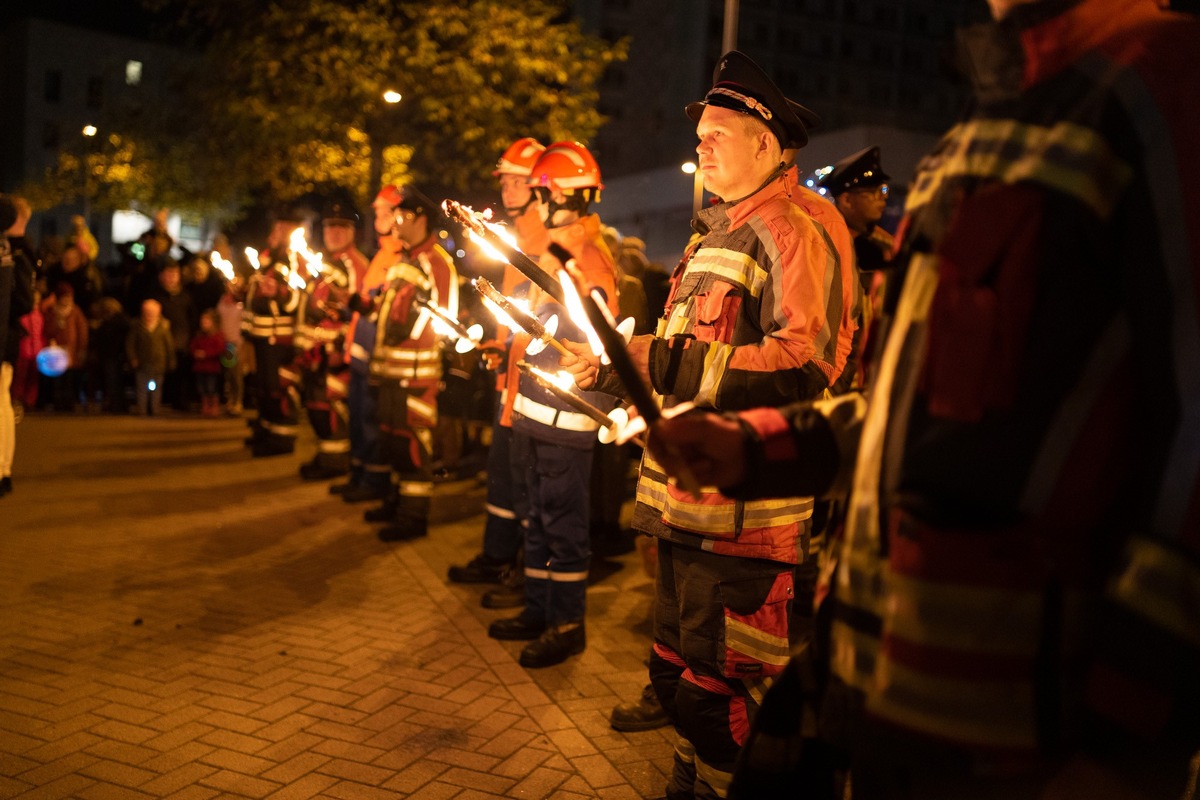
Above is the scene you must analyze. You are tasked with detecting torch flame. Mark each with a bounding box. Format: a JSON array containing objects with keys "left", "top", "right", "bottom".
[
  {"left": 453, "top": 203, "right": 520, "bottom": 264},
  {"left": 210, "top": 252, "right": 235, "bottom": 282},
  {"left": 244, "top": 247, "right": 260, "bottom": 270},
  {"left": 288, "top": 227, "right": 326, "bottom": 278},
  {"left": 527, "top": 363, "right": 577, "bottom": 392},
  {"left": 557, "top": 269, "right": 606, "bottom": 362}
]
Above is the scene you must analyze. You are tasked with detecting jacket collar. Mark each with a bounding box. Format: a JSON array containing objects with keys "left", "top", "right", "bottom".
[{"left": 696, "top": 164, "right": 798, "bottom": 234}]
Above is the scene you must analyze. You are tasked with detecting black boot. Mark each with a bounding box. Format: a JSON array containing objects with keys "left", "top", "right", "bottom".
[
  {"left": 519, "top": 624, "right": 586, "bottom": 668},
  {"left": 448, "top": 553, "right": 509, "bottom": 584},
  {"left": 487, "top": 613, "right": 545, "bottom": 641},
  {"left": 299, "top": 459, "right": 347, "bottom": 481},
  {"left": 341, "top": 483, "right": 388, "bottom": 503},
  {"left": 610, "top": 683, "right": 671, "bottom": 732},
  {"left": 481, "top": 563, "right": 526, "bottom": 609},
  {"left": 364, "top": 495, "right": 398, "bottom": 522},
  {"left": 376, "top": 518, "right": 427, "bottom": 542}
]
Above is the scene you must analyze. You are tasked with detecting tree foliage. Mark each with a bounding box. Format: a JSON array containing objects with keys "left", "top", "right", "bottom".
[{"left": 25, "top": 0, "right": 626, "bottom": 219}]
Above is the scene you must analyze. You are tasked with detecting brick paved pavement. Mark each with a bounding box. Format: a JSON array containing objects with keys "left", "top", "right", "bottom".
[{"left": 0, "top": 413, "right": 675, "bottom": 799}]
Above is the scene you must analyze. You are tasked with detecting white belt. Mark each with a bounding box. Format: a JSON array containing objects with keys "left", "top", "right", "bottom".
[{"left": 513, "top": 393, "right": 599, "bottom": 433}]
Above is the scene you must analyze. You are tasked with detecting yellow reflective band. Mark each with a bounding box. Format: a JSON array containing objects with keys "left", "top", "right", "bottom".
[
  {"left": 1109, "top": 537, "right": 1200, "bottom": 647},
  {"left": 485, "top": 503, "right": 516, "bottom": 520},
  {"left": 695, "top": 342, "right": 732, "bottom": 408},
  {"left": 885, "top": 573, "right": 1043, "bottom": 655},
  {"left": 688, "top": 247, "right": 767, "bottom": 296},
  {"left": 907, "top": 119, "right": 1132, "bottom": 220},
  {"left": 549, "top": 570, "right": 589, "bottom": 582},
  {"left": 407, "top": 396, "right": 437, "bottom": 420},
  {"left": 726, "top": 618, "right": 791, "bottom": 666},
  {"left": 384, "top": 262, "right": 430, "bottom": 288},
  {"left": 399, "top": 481, "right": 433, "bottom": 497},
  {"left": 316, "top": 439, "right": 351, "bottom": 454},
  {"left": 868, "top": 659, "right": 1038, "bottom": 750},
  {"left": 694, "top": 755, "right": 733, "bottom": 797},
  {"left": 525, "top": 567, "right": 552, "bottom": 580}
]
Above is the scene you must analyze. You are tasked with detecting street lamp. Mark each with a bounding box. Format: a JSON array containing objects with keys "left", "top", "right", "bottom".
[
  {"left": 81, "top": 124, "right": 98, "bottom": 222},
  {"left": 368, "top": 90, "right": 403, "bottom": 195},
  {"left": 682, "top": 161, "right": 703, "bottom": 214}
]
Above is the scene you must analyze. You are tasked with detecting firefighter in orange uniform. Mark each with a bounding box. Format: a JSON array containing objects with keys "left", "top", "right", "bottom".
[
  {"left": 295, "top": 200, "right": 369, "bottom": 481},
  {"left": 365, "top": 187, "right": 459, "bottom": 542},
  {"left": 486, "top": 141, "right": 621, "bottom": 669},
  {"left": 448, "top": 138, "right": 550, "bottom": 607}
]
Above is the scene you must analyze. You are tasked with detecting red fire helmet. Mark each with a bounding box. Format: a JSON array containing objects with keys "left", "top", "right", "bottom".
[
  {"left": 528, "top": 141, "right": 604, "bottom": 193},
  {"left": 493, "top": 137, "right": 546, "bottom": 177}
]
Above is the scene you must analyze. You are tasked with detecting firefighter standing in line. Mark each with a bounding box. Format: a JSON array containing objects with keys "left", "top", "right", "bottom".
[
  {"left": 485, "top": 141, "right": 620, "bottom": 669},
  {"left": 332, "top": 186, "right": 409, "bottom": 503},
  {"left": 561, "top": 52, "right": 859, "bottom": 799},
  {"left": 294, "top": 200, "right": 369, "bottom": 481},
  {"left": 447, "top": 137, "right": 550, "bottom": 612},
  {"left": 242, "top": 207, "right": 303, "bottom": 458},
  {"left": 645, "top": 2, "right": 1200, "bottom": 797},
  {"left": 364, "top": 186, "right": 459, "bottom": 543}
]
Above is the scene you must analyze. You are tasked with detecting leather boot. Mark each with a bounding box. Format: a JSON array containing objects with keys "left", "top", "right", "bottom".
[
  {"left": 610, "top": 683, "right": 671, "bottom": 732},
  {"left": 448, "top": 553, "right": 508, "bottom": 584},
  {"left": 519, "top": 624, "right": 586, "bottom": 668},
  {"left": 487, "top": 613, "right": 545, "bottom": 641},
  {"left": 364, "top": 494, "right": 398, "bottom": 522}
]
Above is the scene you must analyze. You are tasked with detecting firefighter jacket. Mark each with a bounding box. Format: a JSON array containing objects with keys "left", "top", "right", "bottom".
[
  {"left": 240, "top": 256, "right": 300, "bottom": 344},
  {"left": 729, "top": 0, "right": 1200, "bottom": 776},
  {"left": 368, "top": 235, "right": 458, "bottom": 391},
  {"left": 510, "top": 215, "right": 619, "bottom": 450},
  {"left": 348, "top": 236, "right": 404, "bottom": 376},
  {"left": 630, "top": 165, "right": 860, "bottom": 565},
  {"left": 294, "top": 247, "right": 367, "bottom": 398}
]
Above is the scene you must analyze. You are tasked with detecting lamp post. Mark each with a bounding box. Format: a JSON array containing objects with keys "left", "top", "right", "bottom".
[
  {"left": 367, "top": 90, "right": 403, "bottom": 195},
  {"left": 682, "top": 161, "right": 703, "bottom": 214},
  {"left": 80, "top": 124, "right": 97, "bottom": 223}
]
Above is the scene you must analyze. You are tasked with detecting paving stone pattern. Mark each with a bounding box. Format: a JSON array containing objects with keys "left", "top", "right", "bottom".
[{"left": 0, "top": 414, "right": 675, "bottom": 798}]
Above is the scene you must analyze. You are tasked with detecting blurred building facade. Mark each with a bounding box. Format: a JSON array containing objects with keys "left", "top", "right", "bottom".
[
  {"left": 0, "top": 15, "right": 202, "bottom": 263},
  {"left": 576, "top": 0, "right": 989, "bottom": 261}
]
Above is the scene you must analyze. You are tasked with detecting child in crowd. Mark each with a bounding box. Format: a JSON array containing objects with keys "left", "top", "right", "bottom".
[
  {"left": 189, "top": 309, "right": 225, "bottom": 417},
  {"left": 125, "top": 299, "right": 174, "bottom": 416},
  {"left": 89, "top": 297, "right": 130, "bottom": 414},
  {"left": 215, "top": 277, "right": 245, "bottom": 415},
  {"left": 12, "top": 285, "right": 43, "bottom": 410},
  {"left": 40, "top": 282, "right": 88, "bottom": 411}
]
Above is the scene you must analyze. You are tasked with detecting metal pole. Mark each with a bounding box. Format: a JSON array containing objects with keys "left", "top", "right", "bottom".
[
  {"left": 723, "top": 0, "right": 739, "bottom": 53},
  {"left": 692, "top": 170, "right": 704, "bottom": 214}
]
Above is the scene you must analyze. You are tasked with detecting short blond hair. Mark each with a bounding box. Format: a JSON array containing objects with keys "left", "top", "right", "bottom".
[{"left": 737, "top": 114, "right": 783, "bottom": 164}]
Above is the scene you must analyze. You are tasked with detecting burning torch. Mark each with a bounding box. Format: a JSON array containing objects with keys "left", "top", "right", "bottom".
[
  {"left": 443, "top": 199, "right": 564, "bottom": 304},
  {"left": 474, "top": 277, "right": 571, "bottom": 358},
  {"left": 517, "top": 361, "right": 640, "bottom": 446}
]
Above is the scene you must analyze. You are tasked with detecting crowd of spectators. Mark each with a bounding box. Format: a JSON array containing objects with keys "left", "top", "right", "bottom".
[{"left": 12, "top": 208, "right": 245, "bottom": 418}]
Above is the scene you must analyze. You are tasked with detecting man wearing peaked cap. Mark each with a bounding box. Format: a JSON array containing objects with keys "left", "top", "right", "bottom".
[
  {"left": 686, "top": 50, "right": 820, "bottom": 150},
  {"left": 558, "top": 49, "right": 861, "bottom": 800},
  {"left": 820, "top": 145, "right": 895, "bottom": 280}
]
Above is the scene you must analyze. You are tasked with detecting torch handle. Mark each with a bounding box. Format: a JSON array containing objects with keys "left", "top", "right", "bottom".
[
  {"left": 517, "top": 361, "right": 613, "bottom": 428},
  {"left": 444, "top": 200, "right": 563, "bottom": 302}
]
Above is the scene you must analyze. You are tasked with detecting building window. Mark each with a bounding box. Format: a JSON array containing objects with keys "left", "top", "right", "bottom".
[
  {"left": 87, "top": 76, "right": 104, "bottom": 109},
  {"left": 126, "top": 60, "right": 143, "bottom": 86},
  {"left": 44, "top": 70, "right": 62, "bottom": 103},
  {"left": 42, "top": 121, "right": 60, "bottom": 149}
]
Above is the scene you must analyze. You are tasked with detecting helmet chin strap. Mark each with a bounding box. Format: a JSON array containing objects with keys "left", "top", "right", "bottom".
[{"left": 538, "top": 188, "right": 590, "bottom": 229}]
